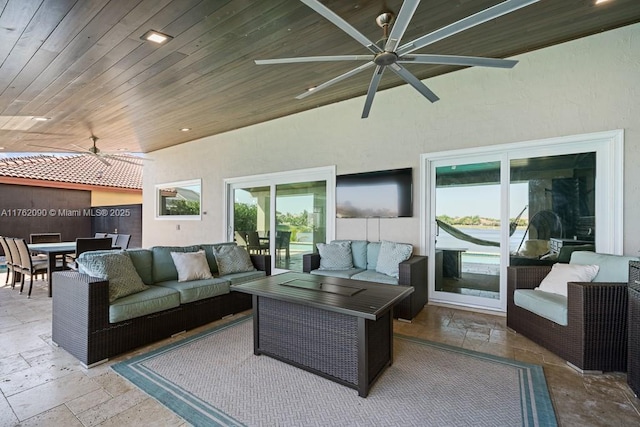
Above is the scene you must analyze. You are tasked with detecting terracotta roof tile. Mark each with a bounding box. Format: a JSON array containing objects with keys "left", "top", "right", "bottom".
[{"left": 0, "top": 154, "right": 142, "bottom": 189}]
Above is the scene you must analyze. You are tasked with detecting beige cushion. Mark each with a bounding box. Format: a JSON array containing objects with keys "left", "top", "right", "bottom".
[
  {"left": 212, "top": 245, "right": 256, "bottom": 276},
  {"left": 537, "top": 263, "right": 599, "bottom": 297},
  {"left": 170, "top": 250, "right": 213, "bottom": 282},
  {"left": 518, "top": 239, "right": 550, "bottom": 258}
]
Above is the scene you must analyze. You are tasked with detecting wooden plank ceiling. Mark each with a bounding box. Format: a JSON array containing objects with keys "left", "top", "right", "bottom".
[{"left": 0, "top": 0, "right": 639, "bottom": 154}]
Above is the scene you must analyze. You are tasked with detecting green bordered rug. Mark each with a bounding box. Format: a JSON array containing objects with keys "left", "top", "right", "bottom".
[{"left": 113, "top": 316, "right": 557, "bottom": 427}]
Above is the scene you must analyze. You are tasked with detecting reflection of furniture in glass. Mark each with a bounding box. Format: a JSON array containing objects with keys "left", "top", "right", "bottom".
[
  {"left": 247, "top": 231, "right": 269, "bottom": 254},
  {"left": 438, "top": 248, "right": 466, "bottom": 279},
  {"left": 234, "top": 231, "right": 248, "bottom": 248},
  {"left": 275, "top": 231, "right": 291, "bottom": 261},
  {"left": 549, "top": 238, "right": 592, "bottom": 255}
]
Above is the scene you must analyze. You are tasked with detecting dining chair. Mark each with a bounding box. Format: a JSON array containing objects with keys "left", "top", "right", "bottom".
[
  {"left": 114, "top": 234, "right": 131, "bottom": 249},
  {"left": 30, "top": 233, "right": 62, "bottom": 244},
  {"left": 0, "top": 236, "right": 17, "bottom": 288},
  {"left": 15, "top": 238, "right": 48, "bottom": 298},
  {"left": 105, "top": 233, "right": 118, "bottom": 246},
  {"left": 94, "top": 232, "right": 108, "bottom": 238},
  {"left": 275, "top": 231, "right": 291, "bottom": 261},
  {"left": 5, "top": 237, "right": 22, "bottom": 290},
  {"left": 247, "top": 231, "right": 269, "bottom": 254},
  {"left": 66, "top": 237, "right": 113, "bottom": 269}
]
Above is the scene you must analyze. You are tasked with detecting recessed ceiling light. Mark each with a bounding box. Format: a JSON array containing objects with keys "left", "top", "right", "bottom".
[
  {"left": 306, "top": 86, "right": 316, "bottom": 92},
  {"left": 595, "top": 0, "right": 611, "bottom": 3},
  {"left": 0, "top": 147, "right": 5, "bottom": 150},
  {"left": 179, "top": 128, "right": 191, "bottom": 132},
  {"left": 32, "top": 117, "right": 50, "bottom": 121},
  {"left": 141, "top": 30, "right": 173, "bottom": 45}
]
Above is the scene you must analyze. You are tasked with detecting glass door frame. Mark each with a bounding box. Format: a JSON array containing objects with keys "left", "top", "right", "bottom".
[
  {"left": 421, "top": 130, "right": 624, "bottom": 312},
  {"left": 224, "top": 166, "right": 336, "bottom": 273}
]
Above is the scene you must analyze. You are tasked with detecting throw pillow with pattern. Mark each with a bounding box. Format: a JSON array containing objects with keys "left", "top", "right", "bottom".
[
  {"left": 78, "top": 251, "right": 149, "bottom": 302},
  {"left": 317, "top": 241, "right": 354, "bottom": 270},
  {"left": 212, "top": 245, "right": 256, "bottom": 275},
  {"left": 376, "top": 240, "right": 413, "bottom": 279}
]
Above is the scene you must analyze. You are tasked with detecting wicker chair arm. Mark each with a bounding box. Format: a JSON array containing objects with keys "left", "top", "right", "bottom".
[
  {"left": 302, "top": 253, "right": 320, "bottom": 273},
  {"left": 507, "top": 265, "right": 553, "bottom": 292},
  {"left": 52, "top": 271, "right": 111, "bottom": 331},
  {"left": 249, "top": 254, "right": 271, "bottom": 276},
  {"left": 567, "top": 281, "right": 628, "bottom": 316},
  {"left": 399, "top": 255, "right": 427, "bottom": 287}
]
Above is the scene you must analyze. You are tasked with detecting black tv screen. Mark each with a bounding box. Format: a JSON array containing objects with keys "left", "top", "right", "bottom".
[{"left": 336, "top": 168, "right": 413, "bottom": 218}]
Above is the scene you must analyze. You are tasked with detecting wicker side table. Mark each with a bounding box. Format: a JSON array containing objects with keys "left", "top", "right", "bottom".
[{"left": 628, "top": 261, "right": 640, "bottom": 396}]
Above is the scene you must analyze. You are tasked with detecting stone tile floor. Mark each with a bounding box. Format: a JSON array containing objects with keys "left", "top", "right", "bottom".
[{"left": 0, "top": 273, "right": 639, "bottom": 426}]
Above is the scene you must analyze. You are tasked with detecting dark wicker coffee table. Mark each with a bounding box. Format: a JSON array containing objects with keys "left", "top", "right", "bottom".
[{"left": 231, "top": 272, "right": 414, "bottom": 397}]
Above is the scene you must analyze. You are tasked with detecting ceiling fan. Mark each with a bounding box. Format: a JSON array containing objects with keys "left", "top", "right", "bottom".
[
  {"left": 28, "top": 135, "right": 146, "bottom": 167},
  {"left": 255, "top": 0, "right": 539, "bottom": 118}
]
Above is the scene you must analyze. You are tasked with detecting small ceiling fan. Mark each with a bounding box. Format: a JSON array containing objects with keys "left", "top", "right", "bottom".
[
  {"left": 29, "top": 135, "right": 146, "bottom": 167},
  {"left": 255, "top": 0, "right": 538, "bottom": 118}
]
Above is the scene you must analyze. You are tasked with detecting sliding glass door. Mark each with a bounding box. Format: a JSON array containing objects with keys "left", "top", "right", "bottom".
[
  {"left": 226, "top": 167, "right": 335, "bottom": 273},
  {"left": 424, "top": 131, "right": 622, "bottom": 312}
]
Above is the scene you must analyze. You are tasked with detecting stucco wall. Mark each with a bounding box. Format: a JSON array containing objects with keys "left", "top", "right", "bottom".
[{"left": 143, "top": 23, "right": 640, "bottom": 254}]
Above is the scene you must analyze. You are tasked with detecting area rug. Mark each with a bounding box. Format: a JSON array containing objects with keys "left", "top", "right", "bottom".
[{"left": 112, "top": 316, "right": 556, "bottom": 427}]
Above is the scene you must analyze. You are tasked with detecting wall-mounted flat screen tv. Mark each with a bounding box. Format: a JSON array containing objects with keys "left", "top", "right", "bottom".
[{"left": 336, "top": 168, "right": 412, "bottom": 218}]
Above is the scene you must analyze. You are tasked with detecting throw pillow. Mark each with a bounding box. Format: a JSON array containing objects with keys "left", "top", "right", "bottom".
[
  {"left": 376, "top": 240, "right": 413, "bottom": 279},
  {"left": 77, "top": 252, "right": 149, "bottom": 303},
  {"left": 170, "top": 250, "right": 213, "bottom": 282},
  {"left": 536, "top": 263, "right": 600, "bottom": 297},
  {"left": 317, "top": 241, "right": 353, "bottom": 270},
  {"left": 212, "top": 245, "right": 256, "bottom": 275}
]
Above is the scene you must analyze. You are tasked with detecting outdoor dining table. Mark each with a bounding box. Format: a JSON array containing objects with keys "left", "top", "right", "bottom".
[{"left": 28, "top": 242, "right": 76, "bottom": 297}]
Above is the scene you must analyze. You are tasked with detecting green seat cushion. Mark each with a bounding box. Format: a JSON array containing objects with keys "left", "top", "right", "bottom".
[
  {"left": 220, "top": 270, "right": 267, "bottom": 285},
  {"left": 514, "top": 289, "right": 568, "bottom": 326},
  {"left": 570, "top": 251, "right": 640, "bottom": 282},
  {"left": 351, "top": 269, "right": 399, "bottom": 285},
  {"left": 151, "top": 245, "right": 201, "bottom": 282},
  {"left": 127, "top": 249, "right": 154, "bottom": 285},
  {"left": 155, "top": 277, "right": 231, "bottom": 304},
  {"left": 200, "top": 242, "right": 237, "bottom": 275},
  {"left": 109, "top": 285, "right": 180, "bottom": 323},
  {"left": 310, "top": 268, "right": 364, "bottom": 279}
]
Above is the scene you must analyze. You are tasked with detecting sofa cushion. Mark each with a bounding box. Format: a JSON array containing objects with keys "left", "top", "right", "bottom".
[
  {"left": 366, "top": 242, "right": 382, "bottom": 270},
  {"left": 200, "top": 242, "right": 237, "bottom": 275},
  {"left": 570, "top": 251, "right": 640, "bottom": 282},
  {"left": 333, "top": 240, "right": 368, "bottom": 269},
  {"left": 317, "top": 241, "right": 353, "bottom": 270},
  {"left": 152, "top": 245, "right": 201, "bottom": 282},
  {"left": 376, "top": 240, "right": 413, "bottom": 279},
  {"left": 155, "top": 277, "right": 230, "bottom": 304},
  {"left": 78, "top": 251, "right": 149, "bottom": 303},
  {"left": 170, "top": 250, "right": 213, "bottom": 282},
  {"left": 109, "top": 285, "right": 181, "bottom": 323},
  {"left": 514, "top": 289, "right": 568, "bottom": 326},
  {"left": 310, "top": 268, "right": 364, "bottom": 279},
  {"left": 127, "top": 249, "right": 154, "bottom": 285},
  {"left": 212, "top": 245, "right": 256, "bottom": 275},
  {"left": 351, "top": 270, "right": 399, "bottom": 285},
  {"left": 537, "top": 263, "right": 599, "bottom": 297}
]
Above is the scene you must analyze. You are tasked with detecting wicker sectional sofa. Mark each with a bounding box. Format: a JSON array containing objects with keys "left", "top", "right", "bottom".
[
  {"left": 52, "top": 243, "right": 270, "bottom": 367},
  {"left": 302, "top": 240, "right": 427, "bottom": 320}
]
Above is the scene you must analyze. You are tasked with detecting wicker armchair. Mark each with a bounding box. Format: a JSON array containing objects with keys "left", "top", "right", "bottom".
[{"left": 507, "top": 265, "right": 628, "bottom": 372}]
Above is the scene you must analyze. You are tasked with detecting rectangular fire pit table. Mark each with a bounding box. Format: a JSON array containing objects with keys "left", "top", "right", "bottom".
[{"left": 231, "top": 272, "right": 414, "bottom": 397}]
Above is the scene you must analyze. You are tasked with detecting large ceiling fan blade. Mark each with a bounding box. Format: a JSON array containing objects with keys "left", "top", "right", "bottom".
[
  {"left": 388, "top": 63, "right": 439, "bottom": 103},
  {"left": 300, "top": 0, "right": 382, "bottom": 54},
  {"left": 102, "top": 154, "right": 144, "bottom": 166},
  {"left": 397, "top": 0, "right": 539, "bottom": 56},
  {"left": 384, "top": 0, "right": 420, "bottom": 52},
  {"left": 361, "top": 66, "right": 385, "bottom": 118},
  {"left": 295, "top": 61, "right": 376, "bottom": 99},
  {"left": 27, "top": 143, "right": 87, "bottom": 154},
  {"left": 255, "top": 55, "right": 372, "bottom": 65},
  {"left": 399, "top": 54, "right": 518, "bottom": 68}
]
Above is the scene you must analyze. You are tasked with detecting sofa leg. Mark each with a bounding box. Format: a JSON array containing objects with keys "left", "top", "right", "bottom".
[
  {"left": 83, "top": 358, "right": 109, "bottom": 369},
  {"left": 395, "top": 318, "right": 412, "bottom": 323},
  {"left": 566, "top": 361, "right": 602, "bottom": 375}
]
